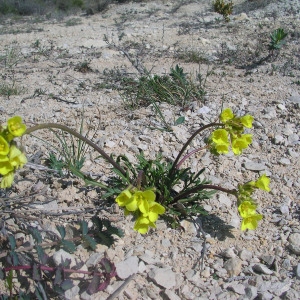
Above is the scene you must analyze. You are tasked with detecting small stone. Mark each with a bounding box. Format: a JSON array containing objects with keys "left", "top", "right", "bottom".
[
  {"left": 243, "top": 161, "right": 266, "bottom": 171},
  {"left": 252, "top": 263, "right": 273, "bottom": 275},
  {"left": 239, "top": 249, "right": 253, "bottom": 261},
  {"left": 227, "top": 282, "right": 245, "bottom": 295},
  {"left": 223, "top": 258, "right": 242, "bottom": 277},
  {"left": 275, "top": 246, "right": 283, "bottom": 257},
  {"left": 197, "top": 106, "right": 210, "bottom": 114},
  {"left": 116, "top": 256, "right": 139, "bottom": 279},
  {"left": 287, "top": 149, "right": 299, "bottom": 158},
  {"left": 296, "top": 263, "right": 300, "bottom": 279},
  {"left": 245, "top": 286, "right": 258, "bottom": 300},
  {"left": 282, "top": 289, "right": 300, "bottom": 300},
  {"left": 280, "top": 204, "right": 289, "bottom": 215},
  {"left": 260, "top": 255, "right": 275, "bottom": 266},
  {"left": 288, "top": 95, "right": 300, "bottom": 103},
  {"left": 148, "top": 267, "right": 176, "bottom": 289},
  {"left": 163, "top": 289, "right": 181, "bottom": 300},
  {"left": 274, "top": 135, "right": 285, "bottom": 144},
  {"left": 221, "top": 247, "right": 237, "bottom": 259},
  {"left": 279, "top": 158, "right": 291, "bottom": 165},
  {"left": 85, "top": 252, "right": 103, "bottom": 268},
  {"left": 105, "top": 140, "right": 116, "bottom": 148},
  {"left": 218, "top": 194, "right": 232, "bottom": 207},
  {"left": 288, "top": 133, "right": 299, "bottom": 145},
  {"left": 64, "top": 285, "right": 80, "bottom": 300},
  {"left": 288, "top": 233, "right": 300, "bottom": 254},
  {"left": 180, "top": 219, "right": 197, "bottom": 235},
  {"left": 257, "top": 291, "right": 273, "bottom": 300}
]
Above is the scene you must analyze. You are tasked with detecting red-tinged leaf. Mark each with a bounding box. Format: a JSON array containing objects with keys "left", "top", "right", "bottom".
[
  {"left": 97, "top": 276, "right": 110, "bottom": 291},
  {"left": 100, "top": 258, "right": 116, "bottom": 277},
  {"left": 87, "top": 274, "right": 101, "bottom": 295}
]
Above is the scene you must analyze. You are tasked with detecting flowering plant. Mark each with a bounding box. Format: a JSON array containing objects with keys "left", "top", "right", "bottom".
[{"left": 1, "top": 108, "right": 270, "bottom": 234}]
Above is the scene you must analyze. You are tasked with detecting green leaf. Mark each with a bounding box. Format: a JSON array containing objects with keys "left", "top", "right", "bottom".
[
  {"left": 174, "top": 116, "right": 185, "bottom": 125},
  {"left": 61, "top": 279, "right": 74, "bottom": 291},
  {"left": 83, "top": 234, "right": 97, "bottom": 250},
  {"left": 28, "top": 227, "right": 42, "bottom": 244},
  {"left": 56, "top": 225, "right": 66, "bottom": 239},
  {"left": 8, "top": 235, "right": 16, "bottom": 250},
  {"left": 80, "top": 220, "right": 89, "bottom": 236},
  {"left": 60, "top": 240, "right": 76, "bottom": 254}
]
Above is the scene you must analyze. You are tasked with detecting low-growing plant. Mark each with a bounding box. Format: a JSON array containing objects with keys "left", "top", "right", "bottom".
[
  {"left": 213, "top": 0, "right": 233, "bottom": 22},
  {"left": 0, "top": 218, "right": 123, "bottom": 297},
  {"left": 121, "top": 65, "right": 208, "bottom": 111},
  {"left": 268, "top": 28, "right": 288, "bottom": 55},
  {"left": 0, "top": 107, "right": 270, "bottom": 296}
]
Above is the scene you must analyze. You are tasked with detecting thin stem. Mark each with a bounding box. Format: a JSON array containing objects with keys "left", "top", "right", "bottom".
[
  {"left": 3, "top": 265, "right": 105, "bottom": 277},
  {"left": 169, "top": 122, "right": 223, "bottom": 177},
  {"left": 25, "top": 123, "right": 126, "bottom": 176},
  {"left": 172, "top": 184, "right": 237, "bottom": 203},
  {"left": 176, "top": 145, "right": 209, "bottom": 169}
]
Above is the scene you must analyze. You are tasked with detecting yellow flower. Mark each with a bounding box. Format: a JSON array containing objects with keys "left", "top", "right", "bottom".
[
  {"left": 211, "top": 144, "right": 229, "bottom": 154},
  {"left": 116, "top": 189, "right": 133, "bottom": 207},
  {"left": 145, "top": 202, "right": 165, "bottom": 222},
  {"left": 126, "top": 190, "right": 156, "bottom": 213},
  {"left": 7, "top": 116, "right": 27, "bottom": 137},
  {"left": 0, "top": 160, "right": 14, "bottom": 176},
  {"left": 241, "top": 213, "right": 263, "bottom": 231},
  {"left": 220, "top": 108, "right": 234, "bottom": 123},
  {"left": 211, "top": 129, "right": 229, "bottom": 144},
  {"left": 239, "top": 115, "right": 254, "bottom": 128},
  {"left": 133, "top": 215, "right": 156, "bottom": 234},
  {"left": 255, "top": 174, "right": 270, "bottom": 192},
  {"left": 0, "top": 136, "right": 9, "bottom": 156},
  {"left": 231, "top": 137, "right": 249, "bottom": 155},
  {"left": 0, "top": 172, "right": 14, "bottom": 189},
  {"left": 9, "top": 145, "right": 27, "bottom": 168},
  {"left": 238, "top": 201, "right": 257, "bottom": 218}
]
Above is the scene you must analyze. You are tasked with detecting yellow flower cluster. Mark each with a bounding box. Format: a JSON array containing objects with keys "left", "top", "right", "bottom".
[
  {"left": 209, "top": 108, "right": 254, "bottom": 155},
  {"left": 0, "top": 116, "right": 27, "bottom": 188},
  {"left": 237, "top": 174, "right": 270, "bottom": 230},
  {"left": 116, "top": 188, "right": 165, "bottom": 234}
]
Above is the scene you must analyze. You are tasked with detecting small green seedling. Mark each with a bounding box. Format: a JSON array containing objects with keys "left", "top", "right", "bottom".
[{"left": 269, "top": 28, "right": 288, "bottom": 54}]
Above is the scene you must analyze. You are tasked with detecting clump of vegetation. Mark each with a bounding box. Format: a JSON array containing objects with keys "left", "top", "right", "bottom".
[
  {"left": 213, "top": 0, "right": 233, "bottom": 22},
  {"left": 268, "top": 28, "right": 288, "bottom": 55}
]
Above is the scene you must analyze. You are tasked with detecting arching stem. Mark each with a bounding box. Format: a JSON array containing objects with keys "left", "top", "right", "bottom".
[{"left": 25, "top": 123, "right": 126, "bottom": 176}]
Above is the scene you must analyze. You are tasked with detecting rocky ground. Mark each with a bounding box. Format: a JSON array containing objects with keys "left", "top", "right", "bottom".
[{"left": 0, "top": 0, "right": 299, "bottom": 299}]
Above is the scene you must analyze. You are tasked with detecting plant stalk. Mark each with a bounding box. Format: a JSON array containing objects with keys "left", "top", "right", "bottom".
[
  {"left": 169, "top": 122, "right": 223, "bottom": 176},
  {"left": 25, "top": 123, "right": 126, "bottom": 176},
  {"left": 172, "top": 184, "right": 237, "bottom": 203}
]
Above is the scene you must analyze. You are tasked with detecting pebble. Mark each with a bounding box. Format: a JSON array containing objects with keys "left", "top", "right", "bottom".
[
  {"left": 243, "top": 161, "right": 266, "bottom": 171},
  {"left": 223, "top": 258, "right": 242, "bottom": 277},
  {"left": 148, "top": 267, "right": 176, "bottom": 289},
  {"left": 288, "top": 233, "right": 300, "bottom": 255},
  {"left": 115, "top": 256, "right": 139, "bottom": 279},
  {"left": 296, "top": 263, "right": 300, "bottom": 279},
  {"left": 252, "top": 264, "right": 273, "bottom": 275}
]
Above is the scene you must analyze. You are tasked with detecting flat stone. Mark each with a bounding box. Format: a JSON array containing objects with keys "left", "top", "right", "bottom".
[
  {"left": 148, "top": 267, "right": 176, "bottom": 289},
  {"left": 223, "top": 258, "right": 242, "bottom": 277},
  {"left": 288, "top": 95, "right": 300, "bottom": 103},
  {"left": 296, "top": 263, "right": 300, "bottom": 279},
  {"left": 279, "top": 158, "right": 291, "bottom": 165},
  {"left": 243, "top": 161, "right": 266, "bottom": 171},
  {"left": 252, "top": 263, "right": 273, "bottom": 275},
  {"left": 239, "top": 249, "right": 253, "bottom": 261},
  {"left": 221, "top": 247, "right": 236, "bottom": 259},
  {"left": 163, "top": 290, "right": 181, "bottom": 300},
  {"left": 260, "top": 255, "right": 275, "bottom": 266},
  {"left": 227, "top": 282, "right": 245, "bottom": 295},
  {"left": 115, "top": 256, "right": 139, "bottom": 279},
  {"left": 288, "top": 233, "right": 300, "bottom": 254},
  {"left": 245, "top": 286, "right": 258, "bottom": 300},
  {"left": 85, "top": 252, "right": 104, "bottom": 268}
]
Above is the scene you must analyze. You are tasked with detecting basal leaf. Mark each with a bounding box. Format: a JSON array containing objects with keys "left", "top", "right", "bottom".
[
  {"left": 28, "top": 227, "right": 42, "bottom": 244},
  {"left": 83, "top": 234, "right": 97, "bottom": 250},
  {"left": 60, "top": 240, "right": 76, "bottom": 254},
  {"left": 56, "top": 225, "right": 66, "bottom": 239}
]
